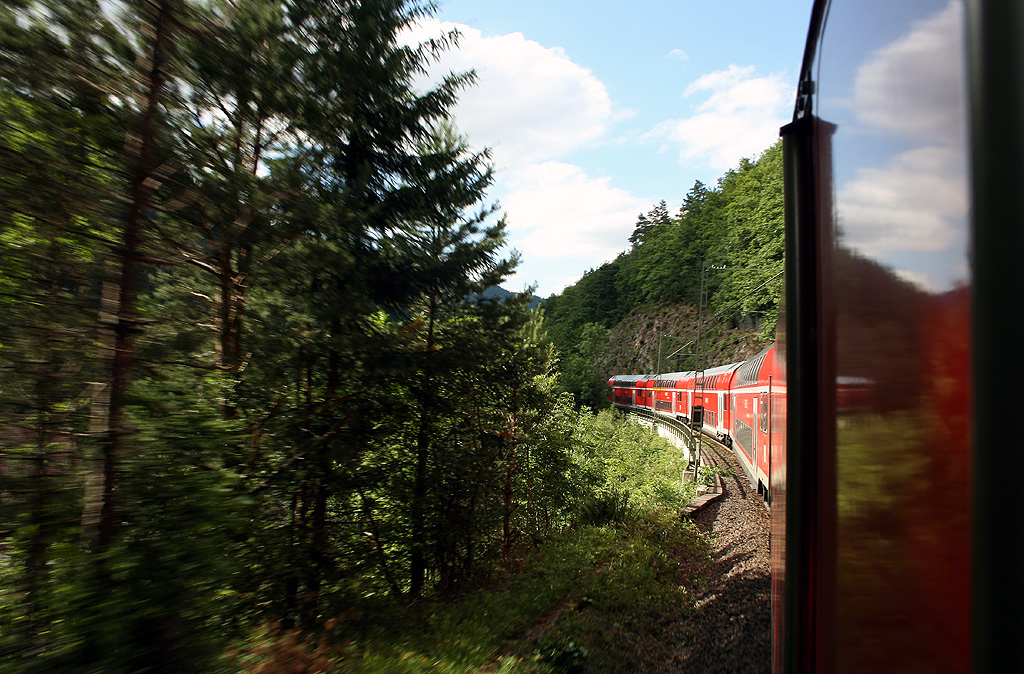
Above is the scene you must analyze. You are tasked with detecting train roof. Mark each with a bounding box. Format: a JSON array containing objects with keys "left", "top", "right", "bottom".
[
  {"left": 656, "top": 371, "right": 693, "bottom": 380},
  {"left": 733, "top": 346, "right": 773, "bottom": 387},
  {"left": 701, "top": 361, "right": 745, "bottom": 377},
  {"left": 608, "top": 374, "right": 649, "bottom": 385}
]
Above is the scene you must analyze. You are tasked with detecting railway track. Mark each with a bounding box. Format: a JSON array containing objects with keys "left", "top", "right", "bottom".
[
  {"left": 699, "top": 435, "right": 751, "bottom": 501},
  {"left": 671, "top": 430, "right": 772, "bottom": 673},
  {"left": 629, "top": 413, "right": 771, "bottom": 672}
]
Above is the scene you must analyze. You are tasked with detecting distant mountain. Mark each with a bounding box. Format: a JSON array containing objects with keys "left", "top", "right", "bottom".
[{"left": 478, "top": 286, "right": 543, "bottom": 310}]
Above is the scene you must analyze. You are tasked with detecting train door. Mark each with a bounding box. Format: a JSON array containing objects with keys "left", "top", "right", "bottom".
[
  {"left": 690, "top": 390, "right": 704, "bottom": 429},
  {"left": 758, "top": 391, "right": 769, "bottom": 483},
  {"left": 731, "top": 394, "right": 736, "bottom": 436},
  {"left": 751, "top": 397, "right": 758, "bottom": 468}
]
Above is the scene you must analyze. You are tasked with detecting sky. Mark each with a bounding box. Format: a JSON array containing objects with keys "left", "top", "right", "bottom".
[{"left": 407, "top": 0, "right": 814, "bottom": 298}]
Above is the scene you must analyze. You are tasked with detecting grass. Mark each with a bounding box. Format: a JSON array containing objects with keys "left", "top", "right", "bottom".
[
  {"left": 232, "top": 413, "right": 711, "bottom": 673},
  {"left": 233, "top": 510, "right": 711, "bottom": 674}
]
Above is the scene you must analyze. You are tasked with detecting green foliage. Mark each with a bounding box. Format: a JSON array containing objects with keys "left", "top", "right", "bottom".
[
  {"left": 556, "top": 322, "right": 613, "bottom": 411},
  {"left": 521, "top": 512, "right": 708, "bottom": 673},
  {"left": 712, "top": 142, "right": 785, "bottom": 338},
  {"left": 230, "top": 512, "right": 709, "bottom": 674},
  {"left": 2, "top": 0, "right": 564, "bottom": 670},
  {"left": 66, "top": 378, "right": 248, "bottom": 674},
  {"left": 572, "top": 409, "right": 694, "bottom": 516},
  {"left": 697, "top": 463, "right": 731, "bottom": 486},
  {"left": 545, "top": 142, "right": 785, "bottom": 389}
]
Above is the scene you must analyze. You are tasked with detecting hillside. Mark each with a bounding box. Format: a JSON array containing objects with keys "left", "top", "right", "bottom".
[
  {"left": 544, "top": 141, "right": 784, "bottom": 407},
  {"left": 604, "top": 302, "right": 768, "bottom": 375},
  {"left": 480, "top": 285, "right": 543, "bottom": 309}
]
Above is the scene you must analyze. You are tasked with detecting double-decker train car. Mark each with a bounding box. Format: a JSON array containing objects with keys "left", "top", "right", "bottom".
[
  {"left": 610, "top": 355, "right": 761, "bottom": 485},
  {"left": 609, "top": 347, "right": 777, "bottom": 498},
  {"left": 728, "top": 346, "right": 776, "bottom": 497},
  {"left": 611, "top": 0, "right": 1024, "bottom": 671}
]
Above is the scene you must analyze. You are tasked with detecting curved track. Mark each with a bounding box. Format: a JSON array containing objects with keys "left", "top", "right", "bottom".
[
  {"left": 667, "top": 435, "right": 771, "bottom": 673},
  {"left": 629, "top": 415, "right": 771, "bottom": 673}
]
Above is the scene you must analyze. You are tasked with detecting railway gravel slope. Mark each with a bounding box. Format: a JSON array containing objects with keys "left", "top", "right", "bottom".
[{"left": 661, "top": 442, "right": 772, "bottom": 673}]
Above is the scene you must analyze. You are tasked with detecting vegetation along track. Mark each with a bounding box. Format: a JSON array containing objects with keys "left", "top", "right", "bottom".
[{"left": 663, "top": 434, "right": 772, "bottom": 673}]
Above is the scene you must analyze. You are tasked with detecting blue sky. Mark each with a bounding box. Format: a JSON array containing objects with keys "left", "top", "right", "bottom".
[{"left": 409, "top": 0, "right": 814, "bottom": 297}]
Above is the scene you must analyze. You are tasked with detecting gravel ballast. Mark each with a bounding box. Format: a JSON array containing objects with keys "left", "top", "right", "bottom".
[{"left": 663, "top": 443, "right": 772, "bottom": 673}]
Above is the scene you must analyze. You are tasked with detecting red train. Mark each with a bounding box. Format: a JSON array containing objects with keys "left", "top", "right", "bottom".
[
  {"left": 609, "top": 346, "right": 778, "bottom": 499},
  {"left": 610, "top": 0, "right": 1024, "bottom": 671}
]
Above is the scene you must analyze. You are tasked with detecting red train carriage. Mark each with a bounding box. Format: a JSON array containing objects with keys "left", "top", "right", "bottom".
[
  {"left": 652, "top": 371, "right": 694, "bottom": 422},
  {"left": 651, "top": 376, "right": 676, "bottom": 415},
  {"left": 729, "top": 347, "right": 775, "bottom": 498},
  {"left": 635, "top": 377, "right": 653, "bottom": 410},
  {"left": 694, "top": 362, "right": 741, "bottom": 443},
  {"left": 609, "top": 375, "right": 656, "bottom": 412},
  {"left": 609, "top": 376, "right": 639, "bottom": 407},
  {"left": 671, "top": 375, "right": 691, "bottom": 419}
]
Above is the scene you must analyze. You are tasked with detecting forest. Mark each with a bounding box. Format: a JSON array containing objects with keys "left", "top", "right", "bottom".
[
  {"left": 0, "top": 1, "right": 782, "bottom": 672},
  {"left": 545, "top": 143, "right": 784, "bottom": 409}
]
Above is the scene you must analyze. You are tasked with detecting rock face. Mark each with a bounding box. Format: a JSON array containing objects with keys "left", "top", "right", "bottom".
[{"left": 602, "top": 302, "right": 769, "bottom": 376}]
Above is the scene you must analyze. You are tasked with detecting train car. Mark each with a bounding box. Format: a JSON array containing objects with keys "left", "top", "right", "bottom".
[
  {"left": 671, "top": 374, "right": 691, "bottom": 420},
  {"left": 608, "top": 375, "right": 639, "bottom": 408},
  {"left": 672, "top": 371, "right": 696, "bottom": 421},
  {"left": 650, "top": 374, "right": 677, "bottom": 416},
  {"left": 634, "top": 377, "right": 653, "bottom": 410},
  {"left": 776, "top": 0, "right": 1024, "bottom": 672},
  {"left": 729, "top": 346, "right": 775, "bottom": 497},
  {"left": 691, "top": 362, "right": 743, "bottom": 444}
]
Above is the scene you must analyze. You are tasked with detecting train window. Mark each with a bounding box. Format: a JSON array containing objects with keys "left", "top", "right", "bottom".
[
  {"left": 759, "top": 392, "right": 768, "bottom": 433},
  {"left": 798, "top": 1, "right": 974, "bottom": 670}
]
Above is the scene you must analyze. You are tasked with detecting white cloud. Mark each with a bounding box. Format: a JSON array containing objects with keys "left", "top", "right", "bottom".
[
  {"left": 892, "top": 268, "right": 933, "bottom": 291},
  {"left": 836, "top": 0, "right": 970, "bottom": 291},
  {"left": 504, "top": 161, "right": 648, "bottom": 260},
  {"left": 407, "top": 19, "right": 613, "bottom": 167},
  {"left": 837, "top": 146, "right": 967, "bottom": 255},
  {"left": 647, "top": 64, "right": 790, "bottom": 172},
  {"left": 402, "top": 19, "right": 648, "bottom": 296},
  {"left": 854, "top": 0, "right": 965, "bottom": 144},
  {"left": 666, "top": 48, "right": 689, "bottom": 61},
  {"left": 489, "top": 159, "right": 651, "bottom": 296}
]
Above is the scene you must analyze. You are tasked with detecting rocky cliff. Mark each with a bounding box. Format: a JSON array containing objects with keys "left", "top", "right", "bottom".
[{"left": 600, "top": 301, "right": 769, "bottom": 376}]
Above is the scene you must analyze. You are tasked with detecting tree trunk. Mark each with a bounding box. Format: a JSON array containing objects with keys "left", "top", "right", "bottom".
[
  {"left": 305, "top": 442, "right": 329, "bottom": 626},
  {"left": 409, "top": 292, "right": 438, "bottom": 600},
  {"left": 97, "top": 0, "right": 173, "bottom": 550},
  {"left": 502, "top": 385, "right": 519, "bottom": 559},
  {"left": 409, "top": 414, "right": 430, "bottom": 600},
  {"left": 215, "top": 245, "right": 246, "bottom": 419}
]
